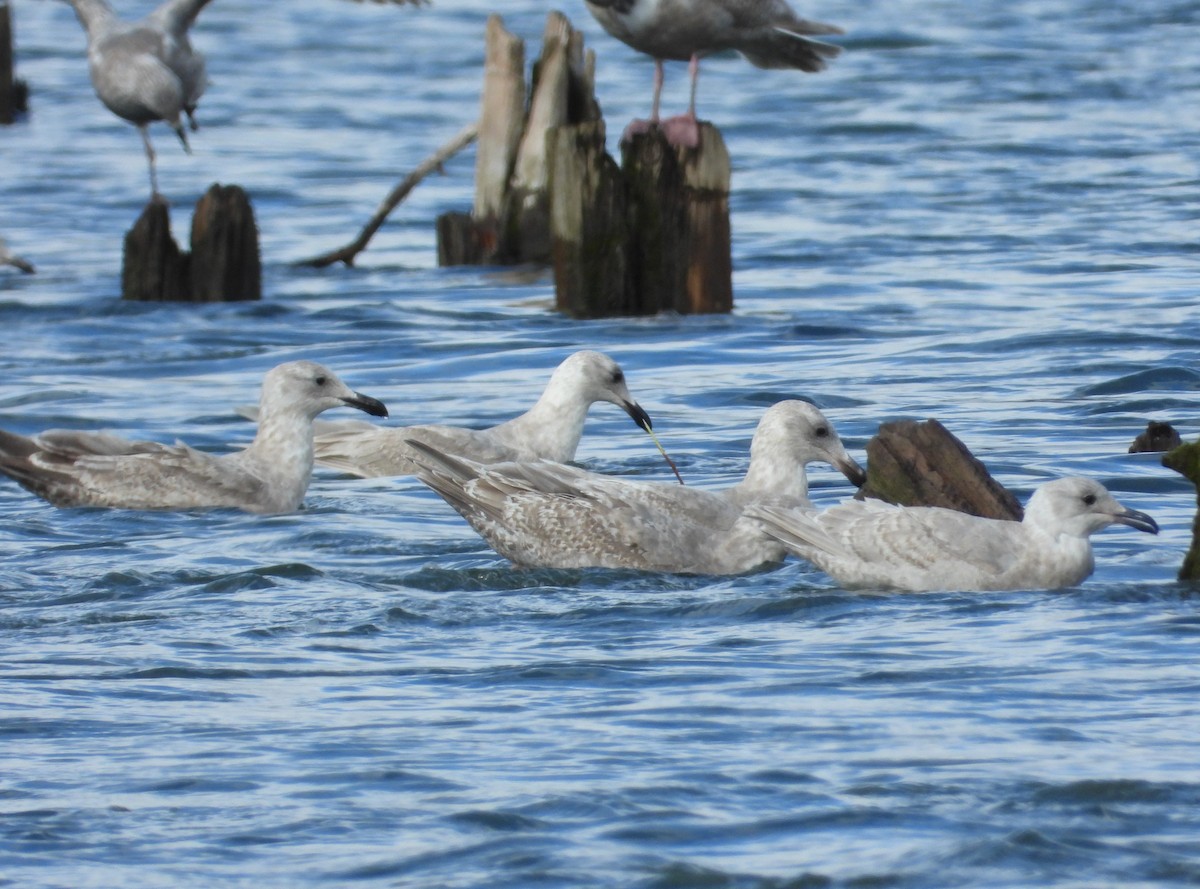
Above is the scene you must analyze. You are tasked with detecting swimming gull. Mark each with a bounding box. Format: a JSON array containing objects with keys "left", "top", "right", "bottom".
[
  {"left": 0, "top": 360, "right": 387, "bottom": 514},
  {"left": 747, "top": 476, "right": 1159, "bottom": 592},
  {"left": 407, "top": 400, "right": 866, "bottom": 574},
  {"left": 63, "top": 0, "right": 426, "bottom": 195},
  {"left": 252, "top": 351, "right": 656, "bottom": 478},
  {"left": 583, "top": 0, "right": 842, "bottom": 146}
]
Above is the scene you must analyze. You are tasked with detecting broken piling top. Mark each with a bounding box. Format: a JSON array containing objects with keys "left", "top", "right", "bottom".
[
  {"left": 474, "top": 15, "right": 525, "bottom": 222},
  {"left": 857, "top": 419, "right": 1024, "bottom": 520},
  {"left": 122, "top": 184, "right": 261, "bottom": 302}
]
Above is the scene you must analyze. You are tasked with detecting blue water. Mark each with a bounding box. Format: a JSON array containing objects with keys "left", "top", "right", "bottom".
[{"left": 2, "top": 0, "right": 1200, "bottom": 886}]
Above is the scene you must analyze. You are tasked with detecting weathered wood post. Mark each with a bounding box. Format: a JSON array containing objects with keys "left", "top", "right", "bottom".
[
  {"left": 548, "top": 119, "right": 634, "bottom": 317},
  {"left": 1162, "top": 440, "right": 1200, "bottom": 581},
  {"left": 122, "top": 185, "right": 261, "bottom": 301},
  {"left": 1, "top": 0, "right": 30, "bottom": 124},
  {"left": 620, "top": 124, "right": 733, "bottom": 315},
  {"left": 857, "top": 419, "right": 1024, "bottom": 520}
]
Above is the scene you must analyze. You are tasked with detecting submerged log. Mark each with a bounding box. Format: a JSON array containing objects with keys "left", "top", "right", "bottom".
[
  {"left": 1162, "top": 440, "right": 1200, "bottom": 582},
  {"left": 858, "top": 419, "right": 1024, "bottom": 520},
  {"left": 1, "top": 1, "right": 30, "bottom": 124},
  {"left": 122, "top": 185, "right": 260, "bottom": 301}
]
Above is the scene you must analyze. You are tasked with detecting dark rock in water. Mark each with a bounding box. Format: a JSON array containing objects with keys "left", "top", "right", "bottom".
[
  {"left": 1162, "top": 439, "right": 1200, "bottom": 582},
  {"left": 1129, "top": 421, "right": 1182, "bottom": 454},
  {"left": 857, "top": 418, "right": 1023, "bottom": 521}
]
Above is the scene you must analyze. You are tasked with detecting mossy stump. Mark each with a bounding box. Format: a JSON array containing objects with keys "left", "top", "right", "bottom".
[
  {"left": 123, "top": 184, "right": 261, "bottom": 301},
  {"left": 1163, "top": 440, "right": 1200, "bottom": 581},
  {"left": 858, "top": 419, "right": 1023, "bottom": 520}
]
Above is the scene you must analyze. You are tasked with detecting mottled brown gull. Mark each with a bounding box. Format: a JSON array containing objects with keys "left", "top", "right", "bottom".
[
  {"left": 0, "top": 360, "right": 387, "bottom": 514},
  {"left": 407, "top": 400, "right": 866, "bottom": 575},
  {"left": 747, "top": 477, "right": 1159, "bottom": 592},
  {"left": 254, "top": 351, "right": 655, "bottom": 478},
  {"left": 584, "top": 0, "right": 843, "bottom": 146}
]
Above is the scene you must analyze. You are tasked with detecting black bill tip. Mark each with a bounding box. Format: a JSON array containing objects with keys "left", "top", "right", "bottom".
[
  {"left": 625, "top": 401, "right": 653, "bottom": 433},
  {"left": 1115, "top": 508, "right": 1158, "bottom": 535},
  {"left": 345, "top": 392, "right": 388, "bottom": 418}
]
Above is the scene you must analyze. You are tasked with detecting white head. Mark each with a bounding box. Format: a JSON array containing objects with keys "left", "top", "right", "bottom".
[
  {"left": 749, "top": 400, "right": 866, "bottom": 486},
  {"left": 1024, "top": 477, "right": 1158, "bottom": 539},
  {"left": 257, "top": 361, "right": 388, "bottom": 423},
  {"left": 547, "top": 351, "right": 652, "bottom": 432}
]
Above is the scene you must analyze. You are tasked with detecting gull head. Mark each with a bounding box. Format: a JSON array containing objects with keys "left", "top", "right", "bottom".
[
  {"left": 1026, "top": 477, "right": 1158, "bottom": 538},
  {"left": 555, "top": 350, "right": 653, "bottom": 432},
  {"left": 258, "top": 361, "right": 388, "bottom": 422},
  {"left": 752, "top": 400, "right": 866, "bottom": 487}
]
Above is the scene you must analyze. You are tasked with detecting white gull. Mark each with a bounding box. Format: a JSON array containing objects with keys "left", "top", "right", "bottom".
[
  {"left": 407, "top": 400, "right": 866, "bottom": 574},
  {"left": 0, "top": 360, "right": 387, "bottom": 514},
  {"left": 747, "top": 476, "right": 1159, "bottom": 592},
  {"left": 280, "top": 351, "right": 654, "bottom": 478},
  {"left": 583, "top": 0, "right": 843, "bottom": 146}
]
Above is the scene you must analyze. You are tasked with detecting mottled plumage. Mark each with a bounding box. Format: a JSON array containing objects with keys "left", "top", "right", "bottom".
[
  {"left": 748, "top": 477, "right": 1159, "bottom": 592},
  {"left": 0, "top": 361, "right": 387, "bottom": 514},
  {"left": 409, "top": 400, "right": 866, "bottom": 575},
  {"left": 256, "top": 351, "right": 654, "bottom": 478}
]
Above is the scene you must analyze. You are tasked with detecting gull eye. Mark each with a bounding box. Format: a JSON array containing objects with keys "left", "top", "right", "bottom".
[
  {"left": 611, "top": 370, "right": 624, "bottom": 385},
  {"left": 1082, "top": 494, "right": 1097, "bottom": 506},
  {"left": 314, "top": 375, "right": 328, "bottom": 387},
  {"left": 815, "top": 425, "right": 829, "bottom": 438}
]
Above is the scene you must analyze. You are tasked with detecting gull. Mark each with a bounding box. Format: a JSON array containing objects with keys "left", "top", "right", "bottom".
[
  {"left": 280, "top": 351, "right": 655, "bottom": 478},
  {"left": 62, "top": 0, "right": 426, "bottom": 196},
  {"left": 0, "top": 360, "right": 387, "bottom": 514},
  {"left": 407, "top": 400, "right": 866, "bottom": 574},
  {"left": 583, "top": 0, "right": 843, "bottom": 147},
  {"left": 747, "top": 477, "right": 1159, "bottom": 592}
]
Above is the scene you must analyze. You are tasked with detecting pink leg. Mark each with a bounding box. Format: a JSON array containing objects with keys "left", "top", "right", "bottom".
[
  {"left": 661, "top": 53, "right": 701, "bottom": 149},
  {"left": 621, "top": 58, "right": 667, "bottom": 144}
]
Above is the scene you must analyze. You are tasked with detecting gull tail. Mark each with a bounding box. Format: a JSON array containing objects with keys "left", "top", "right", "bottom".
[{"left": 742, "top": 25, "right": 844, "bottom": 72}]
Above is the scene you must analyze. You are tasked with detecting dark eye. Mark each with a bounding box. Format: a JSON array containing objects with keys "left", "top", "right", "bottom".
[
  {"left": 1082, "top": 494, "right": 1097, "bottom": 506},
  {"left": 610, "top": 370, "right": 624, "bottom": 385},
  {"left": 314, "top": 375, "right": 328, "bottom": 387},
  {"left": 815, "top": 426, "right": 829, "bottom": 438}
]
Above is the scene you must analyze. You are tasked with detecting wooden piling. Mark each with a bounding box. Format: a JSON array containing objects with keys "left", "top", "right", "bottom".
[
  {"left": 857, "top": 419, "right": 1024, "bottom": 520},
  {"left": 440, "top": 11, "right": 734, "bottom": 317},
  {"left": 1162, "top": 440, "right": 1200, "bottom": 582},
  {"left": 122, "top": 185, "right": 261, "bottom": 302},
  {"left": 1, "top": 0, "right": 30, "bottom": 125},
  {"left": 548, "top": 120, "right": 634, "bottom": 317}
]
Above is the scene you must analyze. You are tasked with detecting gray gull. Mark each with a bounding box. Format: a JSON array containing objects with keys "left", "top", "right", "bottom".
[
  {"left": 63, "top": 0, "right": 426, "bottom": 195},
  {"left": 747, "top": 476, "right": 1159, "bottom": 592},
  {"left": 583, "top": 0, "right": 842, "bottom": 146},
  {"left": 0, "top": 360, "right": 387, "bottom": 514},
  {"left": 407, "top": 400, "right": 866, "bottom": 574},
  {"left": 270, "top": 351, "right": 655, "bottom": 478}
]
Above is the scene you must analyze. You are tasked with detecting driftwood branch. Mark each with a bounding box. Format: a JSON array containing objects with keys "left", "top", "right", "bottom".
[{"left": 297, "top": 122, "right": 479, "bottom": 268}]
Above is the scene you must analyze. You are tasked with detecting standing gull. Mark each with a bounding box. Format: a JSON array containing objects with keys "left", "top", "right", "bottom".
[
  {"left": 281, "top": 351, "right": 655, "bottom": 478},
  {"left": 583, "top": 0, "right": 843, "bottom": 146},
  {"left": 62, "top": 0, "right": 426, "bottom": 196},
  {"left": 747, "top": 477, "right": 1159, "bottom": 592},
  {"left": 65, "top": 0, "right": 214, "bottom": 195},
  {"left": 408, "top": 400, "right": 866, "bottom": 575},
  {"left": 0, "top": 360, "right": 387, "bottom": 514}
]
